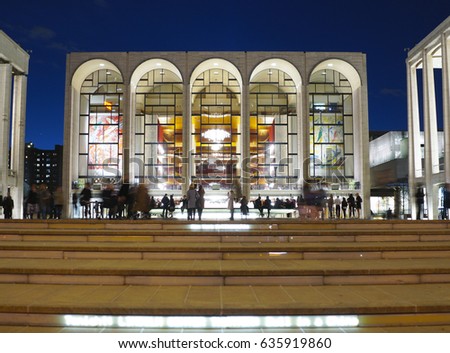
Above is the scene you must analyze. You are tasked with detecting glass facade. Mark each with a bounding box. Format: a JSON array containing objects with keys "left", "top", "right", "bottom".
[
  {"left": 309, "top": 69, "right": 354, "bottom": 181},
  {"left": 67, "top": 53, "right": 368, "bottom": 218},
  {"left": 191, "top": 69, "right": 241, "bottom": 189},
  {"left": 134, "top": 68, "right": 183, "bottom": 188},
  {"left": 249, "top": 69, "right": 298, "bottom": 190},
  {"left": 79, "top": 69, "right": 124, "bottom": 178}
]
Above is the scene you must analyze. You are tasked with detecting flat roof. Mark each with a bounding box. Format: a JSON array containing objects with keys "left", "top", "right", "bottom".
[{"left": 0, "top": 30, "right": 30, "bottom": 74}]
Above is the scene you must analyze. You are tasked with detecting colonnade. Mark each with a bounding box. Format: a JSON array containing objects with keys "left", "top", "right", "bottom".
[
  {"left": 0, "top": 31, "right": 29, "bottom": 219},
  {"left": 407, "top": 17, "right": 450, "bottom": 219}
]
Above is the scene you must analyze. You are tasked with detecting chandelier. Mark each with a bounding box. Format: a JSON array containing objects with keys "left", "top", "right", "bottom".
[{"left": 202, "top": 128, "right": 230, "bottom": 143}]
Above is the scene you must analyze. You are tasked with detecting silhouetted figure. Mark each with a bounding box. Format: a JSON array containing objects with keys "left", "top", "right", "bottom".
[
  {"left": 187, "top": 184, "right": 199, "bottom": 220},
  {"left": 2, "top": 191, "right": 14, "bottom": 219},
  {"left": 196, "top": 185, "right": 205, "bottom": 221},
  {"left": 79, "top": 183, "right": 92, "bottom": 219},
  {"left": 263, "top": 196, "right": 272, "bottom": 218},
  {"left": 228, "top": 189, "right": 235, "bottom": 220},
  {"left": 416, "top": 187, "right": 425, "bottom": 220},
  {"left": 240, "top": 196, "right": 249, "bottom": 217},
  {"left": 27, "top": 184, "right": 40, "bottom": 219},
  {"left": 254, "top": 195, "right": 263, "bottom": 217},
  {"left": 161, "top": 194, "right": 170, "bottom": 218}
]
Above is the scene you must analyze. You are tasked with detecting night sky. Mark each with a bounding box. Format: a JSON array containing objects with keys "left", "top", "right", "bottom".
[{"left": 1, "top": 0, "right": 449, "bottom": 149}]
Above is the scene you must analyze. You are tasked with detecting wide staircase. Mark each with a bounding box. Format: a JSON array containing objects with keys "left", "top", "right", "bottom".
[{"left": 1, "top": 218, "right": 450, "bottom": 332}]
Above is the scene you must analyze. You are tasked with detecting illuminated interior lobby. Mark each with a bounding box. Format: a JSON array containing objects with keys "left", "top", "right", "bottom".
[{"left": 63, "top": 52, "right": 370, "bottom": 218}]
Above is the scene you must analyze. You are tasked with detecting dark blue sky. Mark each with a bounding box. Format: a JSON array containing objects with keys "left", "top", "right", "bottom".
[{"left": 1, "top": 0, "right": 449, "bottom": 149}]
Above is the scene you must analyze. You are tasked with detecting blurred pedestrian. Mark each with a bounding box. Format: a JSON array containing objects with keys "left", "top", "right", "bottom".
[
  {"left": 2, "top": 191, "right": 14, "bottom": 219},
  {"left": 133, "top": 184, "right": 150, "bottom": 219},
  {"left": 53, "top": 186, "right": 64, "bottom": 219},
  {"left": 27, "top": 184, "right": 40, "bottom": 219},
  {"left": 79, "top": 183, "right": 92, "bottom": 219},
  {"left": 416, "top": 187, "right": 425, "bottom": 220},
  {"left": 240, "top": 195, "right": 249, "bottom": 217},
  {"left": 228, "top": 189, "right": 235, "bottom": 220},
  {"left": 196, "top": 185, "right": 205, "bottom": 221},
  {"left": 187, "top": 184, "right": 199, "bottom": 220}
]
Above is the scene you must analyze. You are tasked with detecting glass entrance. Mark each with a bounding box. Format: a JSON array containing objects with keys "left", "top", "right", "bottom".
[{"left": 191, "top": 69, "right": 241, "bottom": 189}]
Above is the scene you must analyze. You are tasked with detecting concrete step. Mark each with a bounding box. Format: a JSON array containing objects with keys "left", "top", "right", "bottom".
[
  {"left": 1, "top": 220, "right": 450, "bottom": 244},
  {"left": 1, "top": 258, "right": 450, "bottom": 286},
  {"left": 2, "top": 219, "right": 450, "bottom": 332},
  {"left": 1, "top": 282, "right": 450, "bottom": 332},
  {"left": 2, "top": 240, "right": 450, "bottom": 260}
]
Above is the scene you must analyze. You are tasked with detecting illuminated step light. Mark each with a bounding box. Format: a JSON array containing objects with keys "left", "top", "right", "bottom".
[
  {"left": 64, "top": 315, "right": 359, "bottom": 329},
  {"left": 189, "top": 224, "right": 251, "bottom": 230}
]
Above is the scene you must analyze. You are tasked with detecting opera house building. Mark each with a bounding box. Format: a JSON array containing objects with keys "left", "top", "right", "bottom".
[{"left": 63, "top": 52, "right": 369, "bottom": 218}]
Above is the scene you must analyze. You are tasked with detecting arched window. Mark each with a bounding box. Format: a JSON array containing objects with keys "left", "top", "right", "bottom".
[
  {"left": 249, "top": 68, "right": 298, "bottom": 190},
  {"left": 191, "top": 68, "right": 241, "bottom": 189},
  {"left": 78, "top": 69, "right": 124, "bottom": 179},
  {"left": 309, "top": 69, "right": 354, "bottom": 181},
  {"left": 134, "top": 68, "right": 183, "bottom": 188}
]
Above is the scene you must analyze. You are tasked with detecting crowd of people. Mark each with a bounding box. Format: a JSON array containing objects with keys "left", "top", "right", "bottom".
[
  {"left": 18, "top": 183, "right": 64, "bottom": 220},
  {"left": 298, "top": 186, "right": 363, "bottom": 220},
  {"left": 2, "top": 180, "right": 365, "bottom": 221},
  {"left": 74, "top": 182, "right": 178, "bottom": 220}
]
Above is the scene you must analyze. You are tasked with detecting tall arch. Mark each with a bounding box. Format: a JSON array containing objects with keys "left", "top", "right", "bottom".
[
  {"left": 130, "top": 59, "right": 183, "bottom": 189},
  {"left": 70, "top": 59, "right": 124, "bottom": 191},
  {"left": 310, "top": 59, "right": 361, "bottom": 90},
  {"left": 249, "top": 59, "right": 302, "bottom": 191},
  {"left": 188, "top": 59, "right": 244, "bottom": 191},
  {"left": 308, "top": 58, "right": 368, "bottom": 217}
]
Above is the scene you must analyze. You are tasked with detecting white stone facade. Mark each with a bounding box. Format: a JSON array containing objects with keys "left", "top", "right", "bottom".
[
  {"left": 0, "top": 31, "right": 29, "bottom": 219},
  {"left": 407, "top": 16, "right": 450, "bottom": 219},
  {"left": 63, "top": 51, "right": 370, "bottom": 218}
]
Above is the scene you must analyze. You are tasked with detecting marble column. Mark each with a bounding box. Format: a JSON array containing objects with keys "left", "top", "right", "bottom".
[
  {"left": 299, "top": 84, "right": 309, "bottom": 187},
  {"left": 407, "top": 63, "right": 422, "bottom": 219},
  {"left": 422, "top": 49, "right": 439, "bottom": 219},
  {"left": 241, "top": 81, "right": 250, "bottom": 198},
  {"left": 0, "top": 64, "right": 12, "bottom": 203},
  {"left": 122, "top": 84, "right": 131, "bottom": 183},
  {"left": 442, "top": 31, "right": 450, "bottom": 186},
  {"left": 10, "top": 74, "right": 27, "bottom": 219},
  {"left": 182, "top": 82, "right": 192, "bottom": 195}
]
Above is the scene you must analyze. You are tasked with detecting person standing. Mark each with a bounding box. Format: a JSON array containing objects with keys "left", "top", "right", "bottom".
[
  {"left": 334, "top": 196, "right": 341, "bottom": 219},
  {"left": 416, "top": 187, "right": 425, "bottom": 220},
  {"left": 79, "top": 183, "right": 92, "bottom": 219},
  {"left": 327, "top": 194, "right": 334, "bottom": 219},
  {"left": 254, "top": 195, "right": 264, "bottom": 217},
  {"left": 355, "top": 193, "right": 363, "bottom": 219},
  {"left": 133, "top": 184, "right": 150, "bottom": 219},
  {"left": 443, "top": 185, "right": 450, "bottom": 220},
  {"left": 240, "top": 195, "right": 249, "bottom": 218},
  {"left": 228, "top": 189, "right": 235, "bottom": 220},
  {"left": 72, "top": 191, "right": 79, "bottom": 218},
  {"left": 117, "top": 178, "right": 130, "bottom": 219},
  {"left": 196, "top": 185, "right": 205, "bottom": 221},
  {"left": 161, "top": 194, "right": 170, "bottom": 218},
  {"left": 2, "top": 191, "right": 14, "bottom": 219},
  {"left": 186, "top": 184, "right": 199, "bottom": 220},
  {"left": 341, "top": 197, "right": 348, "bottom": 219},
  {"left": 38, "top": 184, "right": 51, "bottom": 219},
  {"left": 347, "top": 194, "right": 355, "bottom": 218},
  {"left": 27, "top": 184, "right": 40, "bottom": 219},
  {"left": 168, "top": 194, "right": 176, "bottom": 218},
  {"left": 53, "top": 186, "right": 64, "bottom": 219},
  {"left": 263, "top": 196, "right": 272, "bottom": 218},
  {"left": 180, "top": 195, "right": 188, "bottom": 214}
]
